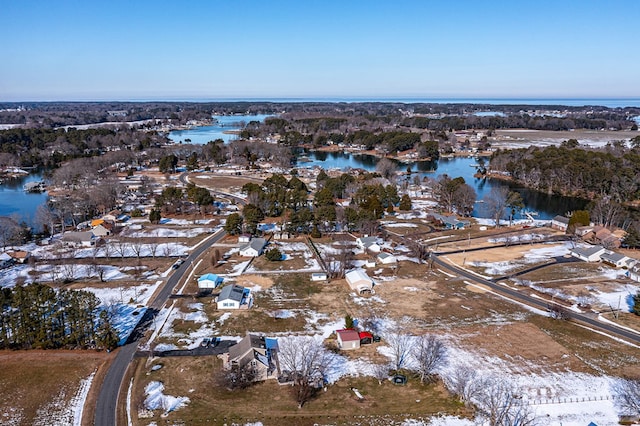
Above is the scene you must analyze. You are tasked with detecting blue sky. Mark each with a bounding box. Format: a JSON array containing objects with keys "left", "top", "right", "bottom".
[{"left": 2, "top": 0, "right": 639, "bottom": 101}]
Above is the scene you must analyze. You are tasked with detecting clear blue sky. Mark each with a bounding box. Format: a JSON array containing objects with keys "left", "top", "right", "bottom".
[{"left": 2, "top": 0, "right": 639, "bottom": 101}]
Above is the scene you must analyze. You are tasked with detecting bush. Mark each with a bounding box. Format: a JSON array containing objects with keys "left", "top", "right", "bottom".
[
  {"left": 265, "top": 248, "right": 283, "bottom": 261},
  {"left": 130, "top": 208, "right": 143, "bottom": 217}
]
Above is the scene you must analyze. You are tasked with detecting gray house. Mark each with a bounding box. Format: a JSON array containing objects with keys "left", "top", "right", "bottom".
[
  {"left": 217, "top": 284, "right": 252, "bottom": 310},
  {"left": 239, "top": 237, "right": 267, "bottom": 257}
]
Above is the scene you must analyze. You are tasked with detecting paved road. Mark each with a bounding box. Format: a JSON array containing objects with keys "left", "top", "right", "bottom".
[
  {"left": 95, "top": 228, "right": 227, "bottom": 426},
  {"left": 430, "top": 253, "right": 640, "bottom": 344}
]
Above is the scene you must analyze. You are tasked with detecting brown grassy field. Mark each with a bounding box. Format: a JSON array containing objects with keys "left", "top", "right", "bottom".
[{"left": 0, "top": 350, "right": 111, "bottom": 425}]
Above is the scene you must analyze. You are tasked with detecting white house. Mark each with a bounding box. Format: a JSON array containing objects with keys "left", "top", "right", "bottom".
[
  {"left": 91, "top": 224, "right": 112, "bottom": 237},
  {"left": 345, "top": 269, "right": 374, "bottom": 294},
  {"left": 570, "top": 245, "right": 606, "bottom": 262},
  {"left": 356, "top": 236, "right": 381, "bottom": 253},
  {"left": 551, "top": 215, "right": 570, "bottom": 232},
  {"left": 377, "top": 252, "right": 397, "bottom": 265},
  {"left": 239, "top": 237, "right": 267, "bottom": 257},
  {"left": 198, "top": 273, "right": 223, "bottom": 289},
  {"left": 599, "top": 251, "right": 633, "bottom": 268},
  {"left": 336, "top": 329, "right": 361, "bottom": 350},
  {"left": 217, "top": 284, "right": 252, "bottom": 310},
  {"left": 238, "top": 234, "right": 251, "bottom": 243}
]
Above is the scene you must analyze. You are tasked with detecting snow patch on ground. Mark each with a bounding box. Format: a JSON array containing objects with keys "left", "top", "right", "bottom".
[{"left": 144, "top": 381, "right": 190, "bottom": 416}]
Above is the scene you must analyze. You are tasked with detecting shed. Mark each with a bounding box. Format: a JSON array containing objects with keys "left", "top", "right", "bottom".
[
  {"left": 311, "top": 272, "right": 327, "bottom": 281},
  {"left": 238, "top": 234, "right": 251, "bottom": 243},
  {"left": 198, "top": 273, "right": 224, "bottom": 289},
  {"left": 359, "top": 331, "right": 374, "bottom": 345},
  {"left": 336, "top": 329, "right": 361, "bottom": 350},
  {"left": 345, "top": 269, "right": 374, "bottom": 294}
]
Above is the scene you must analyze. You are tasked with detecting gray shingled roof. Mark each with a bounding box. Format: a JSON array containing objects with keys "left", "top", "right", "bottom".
[
  {"left": 571, "top": 245, "right": 605, "bottom": 258},
  {"left": 218, "top": 284, "right": 246, "bottom": 303}
]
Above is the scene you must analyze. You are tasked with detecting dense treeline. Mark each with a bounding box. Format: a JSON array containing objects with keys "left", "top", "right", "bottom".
[
  {"left": 0, "top": 127, "right": 166, "bottom": 168},
  {"left": 0, "top": 283, "right": 118, "bottom": 350},
  {"left": 489, "top": 140, "right": 640, "bottom": 202}
]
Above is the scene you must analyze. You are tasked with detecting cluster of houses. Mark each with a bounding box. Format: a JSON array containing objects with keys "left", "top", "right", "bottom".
[
  {"left": 569, "top": 244, "right": 640, "bottom": 283},
  {"left": 61, "top": 212, "right": 129, "bottom": 248},
  {"left": 552, "top": 215, "right": 624, "bottom": 248}
]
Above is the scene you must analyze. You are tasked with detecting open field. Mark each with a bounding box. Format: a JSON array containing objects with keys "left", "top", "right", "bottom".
[
  {"left": 492, "top": 129, "right": 639, "bottom": 149},
  {"left": 0, "top": 350, "right": 111, "bottom": 426}
]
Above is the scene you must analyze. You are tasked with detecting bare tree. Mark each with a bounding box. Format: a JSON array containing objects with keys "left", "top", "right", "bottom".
[
  {"left": 612, "top": 377, "right": 640, "bottom": 417},
  {"left": 445, "top": 366, "right": 488, "bottom": 408},
  {"left": 484, "top": 187, "right": 509, "bottom": 228},
  {"left": 325, "top": 243, "right": 353, "bottom": 279},
  {"left": 477, "top": 378, "right": 537, "bottom": 426},
  {"left": 412, "top": 334, "right": 447, "bottom": 384},
  {"left": 113, "top": 240, "right": 129, "bottom": 259},
  {"left": 277, "top": 337, "right": 337, "bottom": 408},
  {"left": 161, "top": 243, "right": 175, "bottom": 258},
  {"left": 216, "top": 363, "right": 259, "bottom": 391},
  {"left": 35, "top": 204, "right": 57, "bottom": 237},
  {"left": 376, "top": 158, "right": 397, "bottom": 181},
  {"left": 385, "top": 329, "right": 413, "bottom": 371},
  {"left": 130, "top": 240, "right": 145, "bottom": 259},
  {"left": 0, "top": 216, "right": 21, "bottom": 250},
  {"left": 370, "top": 362, "right": 391, "bottom": 385}
]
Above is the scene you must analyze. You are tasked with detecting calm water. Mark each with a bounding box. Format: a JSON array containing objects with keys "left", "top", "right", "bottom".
[
  {"left": 299, "top": 150, "right": 586, "bottom": 219},
  {"left": 0, "top": 173, "right": 48, "bottom": 225},
  {"left": 169, "top": 114, "right": 272, "bottom": 144}
]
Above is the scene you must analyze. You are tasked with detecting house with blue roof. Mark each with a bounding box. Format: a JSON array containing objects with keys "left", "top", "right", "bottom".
[{"left": 198, "top": 273, "right": 224, "bottom": 289}]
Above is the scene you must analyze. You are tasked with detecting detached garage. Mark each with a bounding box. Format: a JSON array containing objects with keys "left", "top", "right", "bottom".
[{"left": 345, "top": 269, "right": 374, "bottom": 294}]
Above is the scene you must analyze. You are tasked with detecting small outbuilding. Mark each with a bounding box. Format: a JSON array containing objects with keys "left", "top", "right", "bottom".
[
  {"left": 311, "top": 272, "right": 327, "bottom": 281},
  {"left": 345, "top": 269, "right": 374, "bottom": 294},
  {"left": 336, "top": 329, "right": 361, "bottom": 350},
  {"left": 198, "top": 273, "right": 224, "bottom": 289}
]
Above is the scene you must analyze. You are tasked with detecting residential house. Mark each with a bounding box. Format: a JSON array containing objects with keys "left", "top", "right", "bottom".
[
  {"left": 345, "top": 269, "right": 374, "bottom": 294},
  {"left": 217, "top": 284, "right": 252, "bottom": 310},
  {"left": 600, "top": 251, "right": 634, "bottom": 268},
  {"left": 570, "top": 245, "right": 606, "bottom": 262},
  {"left": 592, "top": 227, "right": 622, "bottom": 249},
  {"left": 377, "top": 252, "right": 397, "bottom": 265},
  {"left": 61, "top": 231, "right": 100, "bottom": 248},
  {"left": 91, "top": 224, "right": 112, "bottom": 237},
  {"left": 222, "top": 333, "right": 279, "bottom": 381},
  {"left": 551, "top": 215, "right": 570, "bottom": 232},
  {"left": 336, "top": 329, "right": 360, "bottom": 350},
  {"left": 432, "top": 213, "right": 471, "bottom": 230},
  {"left": 198, "top": 273, "right": 223, "bottom": 289},
  {"left": 574, "top": 225, "right": 594, "bottom": 237},
  {"left": 239, "top": 237, "right": 267, "bottom": 257},
  {"left": 356, "top": 236, "right": 381, "bottom": 253},
  {"left": 238, "top": 234, "right": 251, "bottom": 243}
]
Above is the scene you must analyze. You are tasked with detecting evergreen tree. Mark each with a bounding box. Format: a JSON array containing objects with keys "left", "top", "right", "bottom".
[{"left": 399, "top": 194, "right": 412, "bottom": 211}]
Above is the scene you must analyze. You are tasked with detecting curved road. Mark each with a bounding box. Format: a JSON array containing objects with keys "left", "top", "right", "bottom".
[
  {"left": 95, "top": 229, "right": 227, "bottom": 426},
  {"left": 430, "top": 253, "right": 640, "bottom": 344}
]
